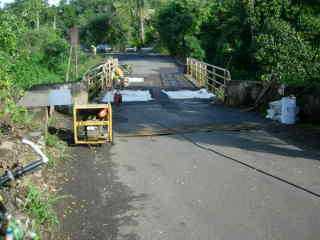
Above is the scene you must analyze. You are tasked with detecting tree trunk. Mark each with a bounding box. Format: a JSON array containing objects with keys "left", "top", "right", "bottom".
[
  {"left": 137, "top": 0, "right": 145, "bottom": 45},
  {"left": 139, "top": 10, "right": 145, "bottom": 45},
  {"left": 36, "top": 11, "right": 40, "bottom": 30},
  {"left": 53, "top": 15, "right": 56, "bottom": 30}
]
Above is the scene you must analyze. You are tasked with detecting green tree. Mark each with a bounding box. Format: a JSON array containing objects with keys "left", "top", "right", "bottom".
[
  {"left": 156, "top": 0, "right": 208, "bottom": 59},
  {"left": 5, "top": 0, "right": 47, "bottom": 29},
  {"left": 256, "top": 19, "right": 320, "bottom": 86},
  {"left": 0, "top": 12, "right": 27, "bottom": 55},
  {"left": 199, "top": 0, "right": 320, "bottom": 85}
]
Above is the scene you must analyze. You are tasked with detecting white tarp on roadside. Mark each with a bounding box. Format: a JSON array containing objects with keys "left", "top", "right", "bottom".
[
  {"left": 102, "top": 90, "right": 153, "bottom": 103},
  {"left": 162, "top": 88, "right": 215, "bottom": 99}
]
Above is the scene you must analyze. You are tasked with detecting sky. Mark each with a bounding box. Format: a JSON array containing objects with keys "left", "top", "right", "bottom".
[{"left": 0, "top": 0, "right": 60, "bottom": 8}]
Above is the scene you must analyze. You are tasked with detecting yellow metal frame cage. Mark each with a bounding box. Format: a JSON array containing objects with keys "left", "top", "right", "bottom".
[{"left": 73, "top": 104, "right": 113, "bottom": 144}]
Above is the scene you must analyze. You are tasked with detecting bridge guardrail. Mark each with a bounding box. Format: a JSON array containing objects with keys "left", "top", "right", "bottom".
[
  {"left": 186, "top": 57, "right": 231, "bottom": 100},
  {"left": 83, "top": 58, "right": 118, "bottom": 93}
]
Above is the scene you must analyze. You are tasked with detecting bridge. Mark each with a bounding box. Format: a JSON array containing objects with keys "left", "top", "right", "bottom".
[{"left": 57, "top": 54, "right": 320, "bottom": 240}]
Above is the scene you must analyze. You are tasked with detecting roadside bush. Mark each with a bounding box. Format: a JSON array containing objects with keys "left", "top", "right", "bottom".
[
  {"left": 0, "top": 13, "right": 27, "bottom": 55},
  {"left": 0, "top": 52, "right": 34, "bottom": 127},
  {"left": 256, "top": 19, "right": 320, "bottom": 86},
  {"left": 41, "top": 33, "right": 69, "bottom": 74},
  {"left": 22, "top": 27, "right": 69, "bottom": 76}
]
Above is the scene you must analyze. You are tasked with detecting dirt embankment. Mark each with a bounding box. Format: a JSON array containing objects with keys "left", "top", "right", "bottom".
[{"left": 0, "top": 108, "right": 68, "bottom": 239}]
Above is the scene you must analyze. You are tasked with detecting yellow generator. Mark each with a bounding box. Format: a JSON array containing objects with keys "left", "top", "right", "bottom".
[{"left": 73, "top": 104, "right": 113, "bottom": 144}]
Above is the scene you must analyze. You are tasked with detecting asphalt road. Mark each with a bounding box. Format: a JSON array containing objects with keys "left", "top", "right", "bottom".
[{"left": 59, "top": 55, "right": 320, "bottom": 240}]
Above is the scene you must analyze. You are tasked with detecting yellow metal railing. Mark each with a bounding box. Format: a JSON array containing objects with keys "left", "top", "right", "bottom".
[
  {"left": 186, "top": 57, "right": 231, "bottom": 98},
  {"left": 83, "top": 58, "right": 118, "bottom": 93}
]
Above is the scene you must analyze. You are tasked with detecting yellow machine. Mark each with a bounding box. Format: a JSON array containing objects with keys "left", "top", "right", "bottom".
[{"left": 73, "top": 104, "right": 113, "bottom": 144}]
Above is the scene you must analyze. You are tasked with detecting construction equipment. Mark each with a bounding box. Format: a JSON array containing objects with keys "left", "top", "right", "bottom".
[{"left": 73, "top": 104, "right": 113, "bottom": 144}]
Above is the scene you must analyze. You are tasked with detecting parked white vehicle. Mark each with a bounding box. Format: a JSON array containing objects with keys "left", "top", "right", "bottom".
[{"left": 125, "top": 46, "right": 137, "bottom": 52}]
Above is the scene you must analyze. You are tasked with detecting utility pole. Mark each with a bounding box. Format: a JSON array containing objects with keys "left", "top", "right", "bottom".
[
  {"left": 66, "top": 27, "right": 79, "bottom": 82},
  {"left": 137, "top": 0, "right": 145, "bottom": 45}
]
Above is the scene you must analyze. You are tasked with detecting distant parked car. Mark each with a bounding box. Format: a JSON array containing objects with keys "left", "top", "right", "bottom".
[
  {"left": 97, "top": 44, "right": 112, "bottom": 53},
  {"left": 125, "top": 46, "right": 137, "bottom": 52},
  {"left": 140, "top": 47, "right": 154, "bottom": 53}
]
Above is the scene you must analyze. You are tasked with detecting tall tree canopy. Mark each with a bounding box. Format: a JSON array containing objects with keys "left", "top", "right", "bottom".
[{"left": 155, "top": 0, "right": 320, "bottom": 87}]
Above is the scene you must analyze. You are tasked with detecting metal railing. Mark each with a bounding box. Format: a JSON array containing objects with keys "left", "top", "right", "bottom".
[
  {"left": 83, "top": 58, "right": 118, "bottom": 91},
  {"left": 186, "top": 57, "right": 231, "bottom": 97}
]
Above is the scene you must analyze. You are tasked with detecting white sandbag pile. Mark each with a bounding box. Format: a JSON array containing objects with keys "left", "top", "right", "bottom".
[
  {"left": 101, "top": 90, "right": 153, "bottom": 103},
  {"left": 128, "top": 77, "right": 144, "bottom": 83},
  {"left": 121, "top": 77, "right": 145, "bottom": 87},
  {"left": 266, "top": 96, "right": 298, "bottom": 124},
  {"left": 162, "top": 88, "right": 215, "bottom": 99}
]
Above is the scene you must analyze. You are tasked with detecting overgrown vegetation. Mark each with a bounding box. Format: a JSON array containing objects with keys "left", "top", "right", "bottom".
[
  {"left": 56, "top": 0, "right": 160, "bottom": 48},
  {"left": 155, "top": 0, "right": 320, "bottom": 87},
  {"left": 1, "top": 0, "right": 319, "bottom": 90},
  {"left": 0, "top": 11, "right": 69, "bottom": 90},
  {"left": 45, "top": 133, "right": 68, "bottom": 168},
  {"left": 0, "top": 0, "right": 109, "bottom": 130},
  {"left": 0, "top": 2, "right": 69, "bottom": 130}
]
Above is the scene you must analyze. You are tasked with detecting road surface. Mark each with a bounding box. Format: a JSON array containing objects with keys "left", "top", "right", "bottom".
[{"left": 58, "top": 54, "right": 320, "bottom": 240}]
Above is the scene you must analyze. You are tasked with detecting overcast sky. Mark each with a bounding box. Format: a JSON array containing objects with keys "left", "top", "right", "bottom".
[{"left": 0, "top": 0, "right": 60, "bottom": 7}]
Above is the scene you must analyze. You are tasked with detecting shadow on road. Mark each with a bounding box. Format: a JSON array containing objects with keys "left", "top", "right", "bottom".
[
  {"left": 57, "top": 145, "right": 147, "bottom": 239},
  {"left": 113, "top": 100, "right": 319, "bottom": 161}
]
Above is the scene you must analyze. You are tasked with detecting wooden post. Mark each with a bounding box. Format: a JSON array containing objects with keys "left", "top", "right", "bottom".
[
  {"left": 75, "top": 45, "right": 78, "bottom": 79},
  {"left": 102, "top": 66, "right": 106, "bottom": 90},
  {"left": 200, "top": 62, "right": 202, "bottom": 86},
  {"left": 202, "top": 63, "right": 206, "bottom": 87},
  {"left": 200, "top": 62, "right": 202, "bottom": 85},
  {"left": 223, "top": 70, "right": 227, "bottom": 103},
  {"left": 108, "top": 103, "right": 113, "bottom": 143},
  {"left": 107, "top": 62, "right": 110, "bottom": 89},
  {"left": 49, "top": 105, "right": 55, "bottom": 117},
  {"left": 44, "top": 107, "right": 49, "bottom": 138},
  {"left": 186, "top": 58, "right": 188, "bottom": 74},
  {"left": 213, "top": 67, "right": 216, "bottom": 91},
  {"left": 195, "top": 61, "right": 198, "bottom": 85},
  {"left": 191, "top": 59, "right": 194, "bottom": 78},
  {"left": 66, "top": 46, "right": 72, "bottom": 82},
  {"left": 204, "top": 64, "right": 208, "bottom": 89},
  {"left": 73, "top": 106, "right": 77, "bottom": 144}
]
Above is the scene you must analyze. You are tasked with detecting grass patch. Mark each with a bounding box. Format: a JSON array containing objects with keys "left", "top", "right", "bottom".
[
  {"left": 45, "top": 133, "right": 62, "bottom": 147},
  {"left": 0, "top": 99, "right": 36, "bottom": 129},
  {"left": 45, "top": 133, "right": 68, "bottom": 168},
  {"left": 23, "top": 184, "right": 60, "bottom": 227},
  {"left": 77, "top": 53, "right": 106, "bottom": 79}
]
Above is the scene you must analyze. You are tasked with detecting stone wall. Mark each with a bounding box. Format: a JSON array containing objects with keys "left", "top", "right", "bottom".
[
  {"left": 225, "top": 80, "right": 264, "bottom": 107},
  {"left": 225, "top": 80, "right": 320, "bottom": 123}
]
